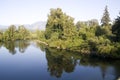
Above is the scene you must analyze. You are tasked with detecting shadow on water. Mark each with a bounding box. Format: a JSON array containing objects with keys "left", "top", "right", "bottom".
[{"left": 44, "top": 47, "right": 120, "bottom": 79}]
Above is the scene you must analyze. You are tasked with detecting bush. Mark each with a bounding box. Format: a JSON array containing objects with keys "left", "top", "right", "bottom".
[{"left": 97, "top": 44, "right": 114, "bottom": 54}]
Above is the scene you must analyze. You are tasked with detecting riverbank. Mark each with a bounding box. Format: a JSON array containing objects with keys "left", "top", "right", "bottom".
[
  {"left": 35, "top": 40, "right": 48, "bottom": 46},
  {"left": 35, "top": 40, "right": 120, "bottom": 59}
]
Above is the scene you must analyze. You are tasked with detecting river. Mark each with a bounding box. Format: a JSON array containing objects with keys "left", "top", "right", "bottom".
[{"left": 0, "top": 41, "right": 120, "bottom": 80}]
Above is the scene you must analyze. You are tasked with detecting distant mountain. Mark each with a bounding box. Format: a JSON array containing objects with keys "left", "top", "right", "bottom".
[
  {"left": 30, "top": 21, "right": 46, "bottom": 30},
  {"left": 0, "top": 21, "right": 46, "bottom": 31},
  {"left": 0, "top": 25, "right": 8, "bottom": 31}
]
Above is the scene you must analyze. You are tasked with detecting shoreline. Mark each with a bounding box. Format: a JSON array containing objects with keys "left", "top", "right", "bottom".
[
  {"left": 35, "top": 40, "right": 48, "bottom": 46},
  {"left": 35, "top": 40, "right": 120, "bottom": 59}
]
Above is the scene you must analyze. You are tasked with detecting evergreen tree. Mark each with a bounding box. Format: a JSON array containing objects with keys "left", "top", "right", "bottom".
[
  {"left": 101, "top": 5, "right": 111, "bottom": 26},
  {"left": 112, "top": 13, "right": 120, "bottom": 41}
]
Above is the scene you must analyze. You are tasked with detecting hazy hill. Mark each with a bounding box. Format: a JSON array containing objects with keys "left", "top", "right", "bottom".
[
  {"left": 0, "top": 21, "right": 46, "bottom": 31},
  {"left": 30, "top": 21, "right": 46, "bottom": 30}
]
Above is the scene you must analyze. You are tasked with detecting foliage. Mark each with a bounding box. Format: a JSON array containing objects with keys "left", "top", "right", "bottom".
[
  {"left": 0, "top": 31, "right": 3, "bottom": 41},
  {"left": 0, "top": 8, "right": 120, "bottom": 58},
  {"left": 76, "top": 19, "right": 99, "bottom": 31},
  {"left": 101, "top": 5, "right": 111, "bottom": 26},
  {"left": 36, "top": 30, "right": 45, "bottom": 41},
  {"left": 3, "top": 25, "right": 17, "bottom": 41},
  {"left": 17, "top": 25, "right": 30, "bottom": 40},
  {"left": 112, "top": 14, "right": 120, "bottom": 41},
  {"left": 42, "top": 8, "right": 120, "bottom": 58},
  {"left": 45, "top": 8, "right": 76, "bottom": 40},
  {"left": 0, "top": 25, "right": 30, "bottom": 42}
]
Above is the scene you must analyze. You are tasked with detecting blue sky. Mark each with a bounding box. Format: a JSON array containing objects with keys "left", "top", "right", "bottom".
[{"left": 0, "top": 0, "right": 119, "bottom": 25}]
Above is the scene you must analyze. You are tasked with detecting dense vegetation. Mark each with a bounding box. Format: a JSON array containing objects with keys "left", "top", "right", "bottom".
[
  {"left": 0, "top": 25, "right": 30, "bottom": 41},
  {"left": 43, "top": 7, "right": 120, "bottom": 58},
  {"left": 0, "top": 6, "right": 120, "bottom": 58}
]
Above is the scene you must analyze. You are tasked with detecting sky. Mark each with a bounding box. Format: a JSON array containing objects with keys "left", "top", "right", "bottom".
[{"left": 0, "top": 0, "right": 120, "bottom": 25}]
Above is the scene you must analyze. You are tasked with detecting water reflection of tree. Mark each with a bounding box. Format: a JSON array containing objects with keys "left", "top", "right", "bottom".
[
  {"left": 3, "top": 41, "right": 16, "bottom": 55},
  {"left": 45, "top": 48, "right": 77, "bottom": 78},
  {"left": 2, "top": 40, "right": 30, "bottom": 54},
  {"left": 45, "top": 48, "right": 120, "bottom": 79},
  {"left": 113, "top": 61, "right": 120, "bottom": 79},
  {"left": 36, "top": 42, "right": 46, "bottom": 52},
  {"left": 0, "top": 42, "right": 3, "bottom": 48},
  {"left": 80, "top": 56, "right": 120, "bottom": 80},
  {"left": 17, "top": 40, "right": 30, "bottom": 53}
]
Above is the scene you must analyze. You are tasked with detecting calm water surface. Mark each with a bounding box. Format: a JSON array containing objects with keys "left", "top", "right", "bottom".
[{"left": 0, "top": 41, "right": 120, "bottom": 80}]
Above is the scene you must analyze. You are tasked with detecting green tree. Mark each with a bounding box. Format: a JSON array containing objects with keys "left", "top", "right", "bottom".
[
  {"left": 101, "top": 6, "right": 111, "bottom": 26},
  {"left": 45, "top": 8, "right": 63, "bottom": 39},
  {"left": 76, "top": 21, "right": 82, "bottom": 31},
  {"left": 0, "top": 31, "right": 3, "bottom": 41},
  {"left": 88, "top": 19, "right": 99, "bottom": 27},
  {"left": 112, "top": 14, "right": 120, "bottom": 41},
  {"left": 36, "top": 30, "right": 45, "bottom": 41},
  {"left": 95, "top": 26, "right": 112, "bottom": 37},
  {"left": 45, "top": 8, "right": 76, "bottom": 40},
  {"left": 18, "top": 25, "right": 30, "bottom": 40},
  {"left": 3, "top": 25, "right": 17, "bottom": 41},
  {"left": 76, "top": 19, "right": 98, "bottom": 31}
]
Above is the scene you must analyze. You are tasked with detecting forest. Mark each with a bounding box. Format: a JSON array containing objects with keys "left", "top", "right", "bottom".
[{"left": 0, "top": 6, "right": 120, "bottom": 58}]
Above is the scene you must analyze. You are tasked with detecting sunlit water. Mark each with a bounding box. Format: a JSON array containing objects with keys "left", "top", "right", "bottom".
[{"left": 0, "top": 41, "right": 120, "bottom": 80}]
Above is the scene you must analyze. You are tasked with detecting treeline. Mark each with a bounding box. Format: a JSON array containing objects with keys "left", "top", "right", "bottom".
[
  {"left": 41, "top": 7, "right": 120, "bottom": 58},
  {"left": 0, "top": 25, "right": 46, "bottom": 42},
  {"left": 0, "top": 25, "right": 30, "bottom": 41},
  {"left": 0, "top": 6, "right": 120, "bottom": 58}
]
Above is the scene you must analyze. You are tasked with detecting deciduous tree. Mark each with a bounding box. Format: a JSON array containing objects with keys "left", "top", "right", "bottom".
[{"left": 45, "top": 8, "right": 76, "bottom": 40}]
